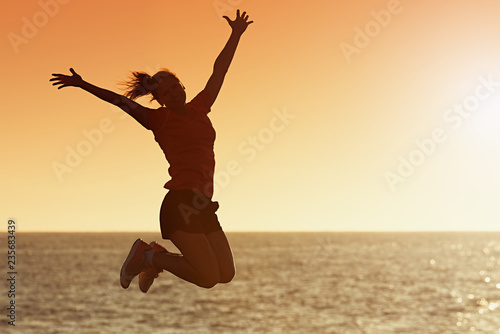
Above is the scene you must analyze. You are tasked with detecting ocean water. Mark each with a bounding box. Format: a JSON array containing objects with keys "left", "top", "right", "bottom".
[{"left": 2, "top": 232, "right": 500, "bottom": 333}]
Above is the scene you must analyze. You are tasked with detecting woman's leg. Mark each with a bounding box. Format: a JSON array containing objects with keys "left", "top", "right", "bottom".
[
  {"left": 152, "top": 230, "right": 221, "bottom": 288},
  {"left": 205, "top": 230, "right": 235, "bottom": 283}
]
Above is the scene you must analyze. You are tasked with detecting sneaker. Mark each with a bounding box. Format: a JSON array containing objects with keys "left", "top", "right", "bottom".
[
  {"left": 120, "top": 238, "right": 152, "bottom": 289},
  {"left": 138, "top": 242, "right": 168, "bottom": 293}
]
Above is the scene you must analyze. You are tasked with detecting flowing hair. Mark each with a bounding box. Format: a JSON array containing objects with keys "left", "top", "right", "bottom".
[{"left": 119, "top": 68, "right": 180, "bottom": 103}]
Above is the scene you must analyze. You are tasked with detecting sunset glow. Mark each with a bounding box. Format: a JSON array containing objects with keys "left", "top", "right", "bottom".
[{"left": 3, "top": 0, "right": 500, "bottom": 231}]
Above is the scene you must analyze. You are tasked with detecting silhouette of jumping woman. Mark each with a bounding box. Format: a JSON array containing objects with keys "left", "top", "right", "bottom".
[{"left": 50, "top": 10, "right": 253, "bottom": 291}]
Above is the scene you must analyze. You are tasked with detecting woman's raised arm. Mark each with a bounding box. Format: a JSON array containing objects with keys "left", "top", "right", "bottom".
[
  {"left": 204, "top": 9, "right": 253, "bottom": 107},
  {"left": 50, "top": 68, "right": 150, "bottom": 129}
]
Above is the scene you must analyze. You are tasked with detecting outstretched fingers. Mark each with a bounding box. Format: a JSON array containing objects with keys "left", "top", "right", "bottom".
[
  {"left": 50, "top": 74, "right": 67, "bottom": 89},
  {"left": 238, "top": 10, "right": 253, "bottom": 24},
  {"left": 49, "top": 68, "right": 82, "bottom": 89},
  {"left": 49, "top": 73, "right": 66, "bottom": 81},
  {"left": 225, "top": 9, "right": 253, "bottom": 23}
]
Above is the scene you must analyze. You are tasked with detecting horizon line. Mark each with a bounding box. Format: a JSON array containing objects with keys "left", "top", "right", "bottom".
[{"left": 3, "top": 230, "right": 500, "bottom": 233}]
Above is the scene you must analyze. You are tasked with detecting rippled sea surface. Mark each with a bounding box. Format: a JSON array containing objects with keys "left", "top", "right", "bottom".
[{"left": 2, "top": 232, "right": 500, "bottom": 333}]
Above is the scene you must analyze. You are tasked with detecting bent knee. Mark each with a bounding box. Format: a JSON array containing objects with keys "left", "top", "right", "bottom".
[
  {"left": 219, "top": 267, "right": 235, "bottom": 284},
  {"left": 198, "top": 281, "right": 218, "bottom": 289},
  {"left": 197, "top": 271, "right": 220, "bottom": 289},
  {"left": 198, "top": 277, "right": 219, "bottom": 289},
  {"left": 197, "top": 270, "right": 235, "bottom": 287}
]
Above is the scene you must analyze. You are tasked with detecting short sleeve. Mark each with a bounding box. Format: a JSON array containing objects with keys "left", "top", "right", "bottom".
[
  {"left": 188, "top": 90, "right": 212, "bottom": 114},
  {"left": 146, "top": 107, "right": 168, "bottom": 131}
]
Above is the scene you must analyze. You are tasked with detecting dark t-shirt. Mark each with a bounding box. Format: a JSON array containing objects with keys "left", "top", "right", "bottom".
[{"left": 146, "top": 90, "right": 216, "bottom": 197}]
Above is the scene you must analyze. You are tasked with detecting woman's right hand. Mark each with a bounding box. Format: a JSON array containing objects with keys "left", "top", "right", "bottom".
[{"left": 50, "top": 68, "right": 84, "bottom": 89}]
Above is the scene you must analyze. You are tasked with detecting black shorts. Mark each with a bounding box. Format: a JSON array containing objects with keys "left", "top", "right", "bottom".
[{"left": 159, "top": 189, "right": 222, "bottom": 239}]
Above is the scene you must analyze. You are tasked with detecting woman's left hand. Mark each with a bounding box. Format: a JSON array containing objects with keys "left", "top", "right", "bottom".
[{"left": 223, "top": 9, "right": 253, "bottom": 35}]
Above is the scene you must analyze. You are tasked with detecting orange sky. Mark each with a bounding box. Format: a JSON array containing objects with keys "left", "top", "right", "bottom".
[{"left": 3, "top": 0, "right": 500, "bottom": 231}]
